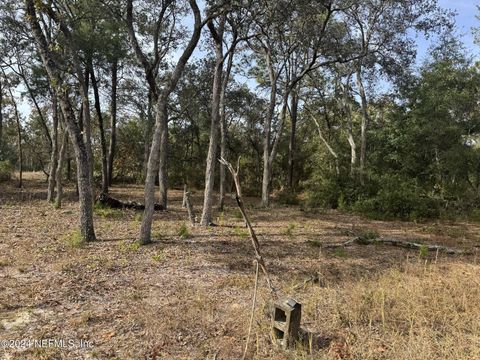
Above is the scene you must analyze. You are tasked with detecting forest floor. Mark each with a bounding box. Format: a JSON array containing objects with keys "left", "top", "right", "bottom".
[{"left": 1, "top": 172, "right": 480, "bottom": 360}]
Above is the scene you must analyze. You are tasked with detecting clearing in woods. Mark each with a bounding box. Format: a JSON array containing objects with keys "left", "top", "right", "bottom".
[{"left": 1, "top": 173, "right": 479, "bottom": 359}]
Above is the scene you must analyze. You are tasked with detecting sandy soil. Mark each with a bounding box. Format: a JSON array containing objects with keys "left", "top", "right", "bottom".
[{"left": 1, "top": 173, "right": 479, "bottom": 359}]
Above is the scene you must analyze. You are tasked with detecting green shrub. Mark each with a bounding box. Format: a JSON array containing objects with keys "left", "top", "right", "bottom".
[
  {"left": 353, "top": 175, "right": 440, "bottom": 221},
  {"left": 94, "top": 202, "right": 123, "bottom": 218},
  {"left": 63, "top": 230, "right": 85, "bottom": 248},
  {"left": 0, "top": 160, "right": 13, "bottom": 182},
  {"left": 177, "top": 223, "right": 191, "bottom": 239},
  {"left": 276, "top": 190, "right": 300, "bottom": 206},
  {"left": 305, "top": 176, "right": 342, "bottom": 209}
]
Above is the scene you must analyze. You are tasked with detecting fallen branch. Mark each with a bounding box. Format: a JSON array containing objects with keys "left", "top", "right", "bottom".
[
  {"left": 96, "top": 193, "right": 164, "bottom": 211},
  {"left": 322, "top": 237, "right": 472, "bottom": 255}
]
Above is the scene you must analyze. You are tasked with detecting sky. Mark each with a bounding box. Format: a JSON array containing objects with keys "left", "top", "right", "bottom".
[
  {"left": 15, "top": 1, "right": 480, "bottom": 117},
  {"left": 416, "top": 1, "right": 478, "bottom": 62}
]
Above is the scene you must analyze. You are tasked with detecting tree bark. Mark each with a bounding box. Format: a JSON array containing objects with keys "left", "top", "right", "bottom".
[
  {"left": 8, "top": 88, "right": 22, "bottom": 188},
  {"left": 81, "top": 66, "right": 94, "bottom": 195},
  {"left": 26, "top": 0, "right": 96, "bottom": 241},
  {"left": 158, "top": 103, "right": 168, "bottom": 209},
  {"left": 200, "top": 16, "right": 225, "bottom": 226},
  {"left": 137, "top": 0, "right": 203, "bottom": 244},
  {"left": 47, "top": 95, "right": 59, "bottom": 201},
  {"left": 88, "top": 57, "right": 108, "bottom": 193},
  {"left": 261, "top": 51, "right": 277, "bottom": 207},
  {"left": 143, "top": 91, "right": 154, "bottom": 181},
  {"left": 287, "top": 89, "right": 299, "bottom": 189},
  {"left": 312, "top": 115, "right": 340, "bottom": 175},
  {"left": 356, "top": 67, "right": 369, "bottom": 185},
  {"left": 55, "top": 123, "right": 68, "bottom": 208},
  {"left": 218, "top": 40, "right": 236, "bottom": 211},
  {"left": 107, "top": 58, "right": 118, "bottom": 186},
  {"left": 340, "top": 81, "right": 357, "bottom": 177},
  {"left": 0, "top": 78, "right": 2, "bottom": 143}
]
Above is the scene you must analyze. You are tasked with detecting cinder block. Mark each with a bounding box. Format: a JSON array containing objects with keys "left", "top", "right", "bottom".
[{"left": 272, "top": 298, "right": 301, "bottom": 349}]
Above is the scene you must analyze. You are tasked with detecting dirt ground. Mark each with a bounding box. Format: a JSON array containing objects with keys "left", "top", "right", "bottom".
[{"left": 1, "top": 173, "right": 479, "bottom": 360}]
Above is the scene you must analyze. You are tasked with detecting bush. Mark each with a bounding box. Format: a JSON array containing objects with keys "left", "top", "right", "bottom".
[
  {"left": 0, "top": 160, "right": 13, "bottom": 182},
  {"left": 353, "top": 175, "right": 440, "bottom": 221},
  {"left": 305, "top": 176, "right": 342, "bottom": 209},
  {"left": 276, "top": 189, "right": 300, "bottom": 205}
]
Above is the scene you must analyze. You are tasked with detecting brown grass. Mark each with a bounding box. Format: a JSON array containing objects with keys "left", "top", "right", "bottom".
[{"left": 0, "top": 172, "right": 479, "bottom": 359}]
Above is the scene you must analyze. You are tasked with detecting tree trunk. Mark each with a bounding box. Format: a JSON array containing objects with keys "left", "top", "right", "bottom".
[
  {"left": 312, "top": 115, "right": 340, "bottom": 175},
  {"left": 140, "top": 97, "right": 166, "bottom": 244},
  {"left": 158, "top": 105, "right": 168, "bottom": 209},
  {"left": 26, "top": 0, "right": 96, "bottom": 241},
  {"left": 89, "top": 58, "right": 108, "bottom": 193},
  {"left": 218, "top": 92, "right": 227, "bottom": 211},
  {"left": 55, "top": 124, "right": 68, "bottom": 208},
  {"left": 47, "top": 95, "right": 59, "bottom": 201},
  {"left": 200, "top": 17, "right": 225, "bottom": 226},
  {"left": 0, "top": 78, "right": 3, "bottom": 143},
  {"left": 81, "top": 66, "right": 94, "bottom": 193},
  {"left": 340, "top": 81, "right": 356, "bottom": 178},
  {"left": 288, "top": 89, "right": 299, "bottom": 189},
  {"left": 261, "top": 51, "right": 277, "bottom": 207},
  {"left": 134, "top": 0, "right": 202, "bottom": 244},
  {"left": 143, "top": 91, "right": 154, "bottom": 181},
  {"left": 107, "top": 58, "right": 118, "bottom": 186},
  {"left": 218, "top": 45, "right": 235, "bottom": 211},
  {"left": 356, "top": 67, "right": 368, "bottom": 185},
  {"left": 9, "top": 89, "right": 22, "bottom": 188}
]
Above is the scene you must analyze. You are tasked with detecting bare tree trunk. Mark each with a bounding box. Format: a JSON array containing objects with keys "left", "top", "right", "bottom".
[
  {"left": 312, "top": 115, "right": 340, "bottom": 175},
  {"left": 347, "top": 130, "right": 357, "bottom": 177},
  {"left": 9, "top": 88, "right": 22, "bottom": 188},
  {"left": 107, "top": 58, "right": 118, "bottom": 186},
  {"left": 81, "top": 66, "right": 94, "bottom": 194},
  {"left": 27, "top": 0, "right": 96, "bottom": 241},
  {"left": 143, "top": 92, "right": 154, "bottom": 181},
  {"left": 340, "top": 80, "right": 357, "bottom": 178},
  {"left": 185, "top": 190, "right": 196, "bottom": 226},
  {"left": 47, "top": 95, "right": 59, "bottom": 201},
  {"left": 89, "top": 58, "right": 108, "bottom": 193},
  {"left": 288, "top": 89, "right": 299, "bottom": 189},
  {"left": 356, "top": 67, "right": 368, "bottom": 185},
  {"left": 140, "top": 98, "right": 165, "bottom": 243},
  {"left": 55, "top": 124, "right": 68, "bottom": 208},
  {"left": 218, "top": 41, "right": 235, "bottom": 211},
  {"left": 261, "top": 51, "right": 277, "bottom": 207},
  {"left": 158, "top": 105, "right": 168, "bottom": 209},
  {"left": 0, "top": 78, "right": 3, "bottom": 143},
  {"left": 134, "top": 0, "right": 202, "bottom": 244},
  {"left": 200, "top": 16, "right": 225, "bottom": 226}
]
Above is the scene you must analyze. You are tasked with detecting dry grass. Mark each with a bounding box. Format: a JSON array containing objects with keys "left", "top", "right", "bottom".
[{"left": 0, "top": 172, "right": 479, "bottom": 359}]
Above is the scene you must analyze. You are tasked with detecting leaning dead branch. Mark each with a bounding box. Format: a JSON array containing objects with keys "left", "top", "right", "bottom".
[
  {"left": 323, "top": 237, "right": 472, "bottom": 255},
  {"left": 219, "top": 157, "right": 277, "bottom": 359},
  {"left": 219, "top": 157, "right": 277, "bottom": 297}
]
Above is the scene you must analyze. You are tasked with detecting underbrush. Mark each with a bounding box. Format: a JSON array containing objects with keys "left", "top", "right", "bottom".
[
  {"left": 0, "top": 160, "right": 13, "bottom": 182},
  {"left": 304, "top": 174, "right": 445, "bottom": 221},
  {"left": 290, "top": 261, "right": 480, "bottom": 359}
]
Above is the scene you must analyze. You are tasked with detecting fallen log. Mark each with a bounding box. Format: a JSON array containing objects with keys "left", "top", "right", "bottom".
[
  {"left": 322, "top": 237, "right": 473, "bottom": 255},
  {"left": 96, "top": 193, "right": 164, "bottom": 211}
]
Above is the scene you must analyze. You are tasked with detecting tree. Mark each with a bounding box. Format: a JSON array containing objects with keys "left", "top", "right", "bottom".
[
  {"left": 26, "top": 0, "right": 96, "bottom": 241},
  {"left": 127, "top": 0, "right": 209, "bottom": 243}
]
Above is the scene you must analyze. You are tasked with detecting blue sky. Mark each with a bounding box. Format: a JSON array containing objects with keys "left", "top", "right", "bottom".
[{"left": 416, "top": 1, "right": 478, "bottom": 62}]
